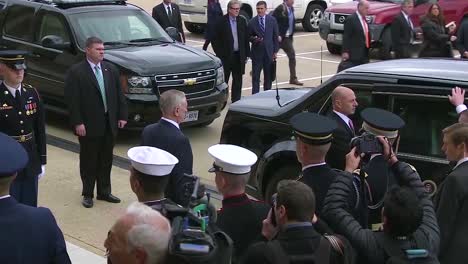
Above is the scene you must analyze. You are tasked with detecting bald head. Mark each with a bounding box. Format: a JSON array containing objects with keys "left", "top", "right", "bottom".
[{"left": 332, "top": 86, "right": 358, "bottom": 116}]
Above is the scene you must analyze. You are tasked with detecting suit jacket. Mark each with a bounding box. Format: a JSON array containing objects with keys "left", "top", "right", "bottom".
[
  {"left": 217, "top": 193, "right": 270, "bottom": 261},
  {"left": 0, "top": 83, "right": 46, "bottom": 178},
  {"left": 205, "top": 1, "right": 223, "bottom": 41},
  {"left": 152, "top": 3, "right": 185, "bottom": 42},
  {"left": 434, "top": 161, "right": 468, "bottom": 264},
  {"left": 343, "top": 13, "right": 370, "bottom": 64},
  {"left": 65, "top": 60, "right": 128, "bottom": 137},
  {"left": 141, "top": 119, "right": 193, "bottom": 205},
  {"left": 326, "top": 112, "right": 355, "bottom": 170},
  {"left": 248, "top": 14, "right": 280, "bottom": 62},
  {"left": 299, "top": 164, "right": 337, "bottom": 216},
  {"left": 391, "top": 12, "right": 414, "bottom": 58},
  {"left": 419, "top": 17, "right": 452, "bottom": 57},
  {"left": 0, "top": 197, "right": 70, "bottom": 263},
  {"left": 212, "top": 14, "right": 250, "bottom": 74},
  {"left": 457, "top": 20, "right": 468, "bottom": 57},
  {"left": 272, "top": 3, "right": 295, "bottom": 39},
  {"left": 243, "top": 225, "right": 352, "bottom": 264}
]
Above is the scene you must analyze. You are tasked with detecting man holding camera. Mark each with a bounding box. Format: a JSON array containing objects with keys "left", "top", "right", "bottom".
[
  {"left": 291, "top": 112, "right": 338, "bottom": 216},
  {"left": 209, "top": 144, "right": 270, "bottom": 262},
  {"left": 322, "top": 137, "right": 439, "bottom": 263}
]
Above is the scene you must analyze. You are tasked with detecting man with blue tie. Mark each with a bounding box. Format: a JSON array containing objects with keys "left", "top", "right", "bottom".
[
  {"left": 272, "top": 0, "right": 303, "bottom": 86},
  {"left": 248, "top": 1, "right": 279, "bottom": 94},
  {"left": 212, "top": 0, "right": 250, "bottom": 103},
  {"left": 0, "top": 132, "right": 71, "bottom": 263}
]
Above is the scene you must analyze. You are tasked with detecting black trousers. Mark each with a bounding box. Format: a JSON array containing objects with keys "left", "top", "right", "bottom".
[
  {"left": 78, "top": 120, "right": 114, "bottom": 198},
  {"left": 280, "top": 36, "right": 297, "bottom": 80},
  {"left": 222, "top": 52, "right": 243, "bottom": 103}
]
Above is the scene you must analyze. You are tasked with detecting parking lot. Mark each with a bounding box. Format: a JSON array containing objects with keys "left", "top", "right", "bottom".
[{"left": 40, "top": 0, "right": 344, "bottom": 259}]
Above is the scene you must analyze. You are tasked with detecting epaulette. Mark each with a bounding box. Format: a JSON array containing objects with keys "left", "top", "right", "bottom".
[{"left": 23, "top": 83, "right": 33, "bottom": 89}]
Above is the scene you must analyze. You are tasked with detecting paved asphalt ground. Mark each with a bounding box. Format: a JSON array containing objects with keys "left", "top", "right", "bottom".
[{"left": 38, "top": 0, "right": 344, "bottom": 260}]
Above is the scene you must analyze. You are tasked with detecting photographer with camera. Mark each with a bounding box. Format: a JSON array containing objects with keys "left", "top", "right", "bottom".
[
  {"left": 322, "top": 137, "right": 440, "bottom": 263},
  {"left": 209, "top": 144, "right": 270, "bottom": 262}
]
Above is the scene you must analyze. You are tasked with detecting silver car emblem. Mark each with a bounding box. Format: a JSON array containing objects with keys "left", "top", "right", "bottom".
[{"left": 339, "top": 16, "right": 346, "bottom": 23}]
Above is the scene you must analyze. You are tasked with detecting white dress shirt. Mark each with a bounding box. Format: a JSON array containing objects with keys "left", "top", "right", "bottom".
[
  {"left": 161, "top": 117, "right": 180, "bottom": 129},
  {"left": 163, "top": 3, "right": 173, "bottom": 16},
  {"left": 0, "top": 194, "right": 10, "bottom": 200},
  {"left": 456, "top": 104, "right": 467, "bottom": 114},
  {"left": 4, "top": 82, "right": 22, "bottom": 98},
  {"left": 302, "top": 162, "right": 327, "bottom": 172},
  {"left": 455, "top": 157, "right": 468, "bottom": 169}
]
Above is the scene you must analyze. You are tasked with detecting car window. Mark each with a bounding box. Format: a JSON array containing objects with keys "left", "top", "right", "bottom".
[
  {"left": 392, "top": 96, "right": 457, "bottom": 158},
  {"left": 4, "top": 5, "right": 35, "bottom": 41},
  {"left": 68, "top": 9, "right": 172, "bottom": 48},
  {"left": 36, "top": 12, "right": 70, "bottom": 44}
]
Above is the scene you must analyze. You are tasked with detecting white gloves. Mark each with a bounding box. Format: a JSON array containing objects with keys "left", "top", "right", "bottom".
[{"left": 38, "top": 165, "right": 45, "bottom": 180}]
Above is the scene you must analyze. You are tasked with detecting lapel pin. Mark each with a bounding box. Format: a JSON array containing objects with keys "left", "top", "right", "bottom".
[{"left": 4, "top": 91, "right": 8, "bottom": 95}]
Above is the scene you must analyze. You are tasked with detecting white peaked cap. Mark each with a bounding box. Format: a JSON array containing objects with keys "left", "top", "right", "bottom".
[
  {"left": 208, "top": 144, "right": 258, "bottom": 175},
  {"left": 127, "top": 146, "right": 179, "bottom": 176}
]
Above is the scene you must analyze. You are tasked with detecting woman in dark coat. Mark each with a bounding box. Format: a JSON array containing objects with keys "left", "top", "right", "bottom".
[
  {"left": 202, "top": 0, "right": 223, "bottom": 51},
  {"left": 419, "top": 3, "right": 457, "bottom": 57}
]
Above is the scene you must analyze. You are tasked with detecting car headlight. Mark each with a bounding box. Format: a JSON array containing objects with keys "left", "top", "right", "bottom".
[
  {"left": 216, "top": 66, "right": 225, "bottom": 86},
  {"left": 127, "top": 76, "right": 153, "bottom": 94},
  {"left": 365, "top": 15, "right": 376, "bottom": 24}
]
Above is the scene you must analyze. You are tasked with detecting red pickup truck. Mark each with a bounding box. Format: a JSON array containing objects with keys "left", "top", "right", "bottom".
[{"left": 319, "top": 0, "right": 468, "bottom": 59}]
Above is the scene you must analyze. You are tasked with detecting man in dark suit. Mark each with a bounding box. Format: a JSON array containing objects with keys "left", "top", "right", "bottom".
[
  {"left": 342, "top": 0, "right": 371, "bottom": 66},
  {"left": 391, "top": 0, "right": 415, "bottom": 59},
  {"left": 243, "top": 180, "right": 354, "bottom": 264},
  {"left": 434, "top": 123, "right": 468, "bottom": 264},
  {"left": 248, "top": 1, "right": 279, "bottom": 94},
  {"left": 212, "top": 0, "right": 250, "bottom": 103},
  {"left": 152, "top": 0, "right": 185, "bottom": 43},
  {"left": 208, "top": 144, "right": 269, "bottom": 261},
  {"left": 0, "top": 50, "right": 46, "bottom": 207},
  {"left": 65, "top": 36, "right": 128, "bottom": 208},
  {"left": 457, "top": 19, "right": 468, "bottom": 58},
  {"left": 291, "top": 112, "right": 338, "bottom": 216},
  {"left": 141, "top": 90, "right": 193, "bottom": 206},
  {"left": 0, "top": 132, "right": 70, "bottom": 263},
  {"left": 326, "top": 86, "right": 358, "bottom": 171},
  {"left": 272, "top": 0, "right": 303, "bottom": 86}
]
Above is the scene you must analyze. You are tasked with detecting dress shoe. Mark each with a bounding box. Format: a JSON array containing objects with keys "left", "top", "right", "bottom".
[
  {"left": 82, "top": 197, "right": 93, "bottom": 208},
  {"left": 96, "top": 194, "right": 121, "bottom": 203},
  {"left": 289, "top": 79, "right": 304, "bottom": 86}
]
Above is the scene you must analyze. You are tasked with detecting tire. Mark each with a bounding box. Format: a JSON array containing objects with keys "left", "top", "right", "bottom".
[
  {"left": 184, "top": 22, "right": 204, "bottom": 34},
  {"left": 378, "top": 28, "right": 392, "bottom": 60},
  {"left": 264, "top": 164, "right": 301, "bottom": 202},
  {"left": 302, "top": 4, "right": 324, "bottom": 32},
  {"left": 326, "top": 42, "right": 341, "bottom": 55},
  {"left": 239, "top": 9, "right": 251, "bottom": 23}
]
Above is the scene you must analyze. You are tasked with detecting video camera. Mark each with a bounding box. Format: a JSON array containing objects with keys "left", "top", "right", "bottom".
[{"left": 350, "top": 132, "right": 383, "bottom": 156}]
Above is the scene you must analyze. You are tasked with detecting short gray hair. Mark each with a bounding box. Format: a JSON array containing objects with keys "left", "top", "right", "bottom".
[
  {"left": 227, "top": 0, "right": 241, "bottom": 10},
  {"left": 159, "top": 90, "right": 186, "bottom": 116},
  {"left": 125, "top": 202, "right": 171, "bottom": 264}
]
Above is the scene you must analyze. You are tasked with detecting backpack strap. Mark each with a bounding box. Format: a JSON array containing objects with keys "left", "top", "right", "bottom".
[{"left": 315, "top": 236, "right": 332, "bottom": 264}]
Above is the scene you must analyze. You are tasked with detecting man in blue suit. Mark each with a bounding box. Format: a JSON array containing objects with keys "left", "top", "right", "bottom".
[
  {"left": 0, "top": 132, "right": 71, "bottom": 263},
  {"left": 141, "top": 89, "right": 193, "bottom": 206},
  {"left": 248, "top": 1, "right": 279, "bottom": 94}
]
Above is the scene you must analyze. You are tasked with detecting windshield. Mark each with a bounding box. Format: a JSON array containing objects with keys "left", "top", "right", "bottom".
[{"left": 69, "top": 9, "right": 173, "bottom": 48}]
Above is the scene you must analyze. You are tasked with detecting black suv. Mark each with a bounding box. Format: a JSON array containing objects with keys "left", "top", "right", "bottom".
[
  {"left": 220, "top": 59, "right": 466, "bottom": 200},
  {"left": 0, "top": 0, "right": 228, "bottom": 128}
]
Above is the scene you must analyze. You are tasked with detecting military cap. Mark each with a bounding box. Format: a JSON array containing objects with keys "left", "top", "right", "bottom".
[
  {"left": 290, "top": 112, "right": 337, "bottom": 145},
  {"left": 361, "top": 108, "right": 405, "bottom": 138},
  {"left": 0, "top": 50, "right": 28, "bottom": 70},
  {"left": 0, "top": 132, "right": 28, "bottom": 177},
  {"left": 208, "top": 144, "right": 258, "bottom": 175},
  {"left": 127, "top": 146, "right": 178, "bottom": 176}
]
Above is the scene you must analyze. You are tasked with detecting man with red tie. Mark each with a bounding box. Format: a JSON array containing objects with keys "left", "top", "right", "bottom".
[{"left": 342, "top": 0, "right": 371, "bottom": 66}]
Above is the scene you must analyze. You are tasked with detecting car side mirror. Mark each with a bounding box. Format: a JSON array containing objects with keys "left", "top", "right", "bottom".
[
  {"left": 165, "top": 27, "right": 181, "bottom": 42},
  {"left": 41, "top": 35, "right": 71, "bottom": 50}
]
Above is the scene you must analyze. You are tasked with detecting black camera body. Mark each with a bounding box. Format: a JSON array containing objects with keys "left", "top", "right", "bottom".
[{"left": 350, "top": 132, "right": 383, "bottom": 156}]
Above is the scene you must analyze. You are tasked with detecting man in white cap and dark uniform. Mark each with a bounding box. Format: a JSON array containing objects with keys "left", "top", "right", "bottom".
[
  {"left": 209, "top": 144, "right": 270, "bottom": 262},
  {"left": 127, "top": 146, "right": 182, "bottom": 214}
]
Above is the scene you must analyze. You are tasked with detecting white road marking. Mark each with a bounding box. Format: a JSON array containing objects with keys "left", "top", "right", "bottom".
[
  {"left": 241, "top": 74, "right": 334, "bottom": 91},
  {"left": 295, "top": 56, "right": 340, "bottom": 64},
  {"left": 185, "top": 39, "right": 205, "bottom": 44}
]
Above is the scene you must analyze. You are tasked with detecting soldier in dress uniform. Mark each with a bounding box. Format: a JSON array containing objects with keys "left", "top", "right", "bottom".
[
  {"left": 127, "top": 146, "right": 183, "bottom": 215},
  {"left": 0, "top": 50, "right": 46, "bottom": 207},
  {"left": 290, "top": 112, "right": 338, "bottom": 217},
  {"left": 358, "top": 108, "right": 406, "bottom": 230},
  {"left": 209, "top": 144, "right": 270, "bottom": 262}
]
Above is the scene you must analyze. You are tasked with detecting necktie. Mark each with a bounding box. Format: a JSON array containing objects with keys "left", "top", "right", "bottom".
[
  {"left": 361, "top": 16, "right": 370, "bottom": 48},
  {"left": 15, "top": 89, "right": 23, "bottom": 108},
  {"left": 349, "top": 119, "right": 355, "bottom": 132},
  {"left": 167, "top": 6, "right": 172, "bottom": 19},
  {"left": 94, "top": 65, "right": 108, "bottom": 112},
  {"left": 260, "top": 16, "right": 265, "bottom": 33}
]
